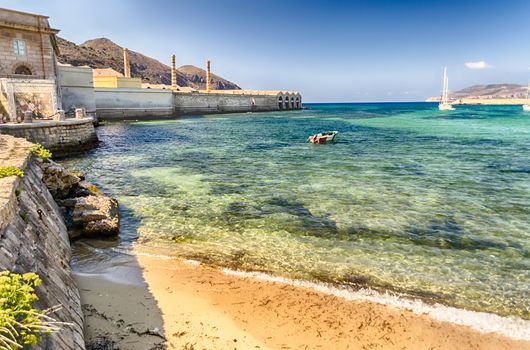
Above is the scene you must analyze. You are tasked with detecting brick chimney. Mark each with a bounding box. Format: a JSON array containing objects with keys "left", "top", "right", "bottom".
[
  {"left": 123, "top": 48, "right": 131, "bottom": 78},
  {"left": 171, "top": 54, "right": 177, "bottom": 89},
  {"left": 206, "top": 60, "right": 211, "bottom": 93}
]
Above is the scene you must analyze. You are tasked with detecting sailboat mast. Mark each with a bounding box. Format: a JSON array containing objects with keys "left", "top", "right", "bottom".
[{"left": 442, "top": 67, "right": 448, "bottom": 103}]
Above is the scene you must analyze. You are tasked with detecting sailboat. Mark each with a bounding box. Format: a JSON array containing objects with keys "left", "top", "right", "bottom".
[
  {"left": 439, "top": 67, "right": 455, "bottom": 111},
  {"left": 522, "top": 80, "right": 530, "bottom": 112}
]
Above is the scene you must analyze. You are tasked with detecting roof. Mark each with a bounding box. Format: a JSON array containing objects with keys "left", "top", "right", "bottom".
[
  {"left": 93, "top": 68, "right": 124, "bottom": 78},
  {"left": 0, "top": 7, "right": 59, "bottom": 34}
]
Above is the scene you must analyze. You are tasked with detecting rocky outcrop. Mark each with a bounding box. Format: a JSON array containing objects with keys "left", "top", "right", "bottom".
[{"left": 37, "top": 159, "right": 120, "bottom": 238}]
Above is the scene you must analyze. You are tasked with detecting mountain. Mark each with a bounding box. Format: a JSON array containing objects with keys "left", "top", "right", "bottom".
[
  {"left": 426, "top": 84, "right": 527, "bottom": 101},
  {"left": 57, "top": 37, "right": 241, "bottom": 90}
]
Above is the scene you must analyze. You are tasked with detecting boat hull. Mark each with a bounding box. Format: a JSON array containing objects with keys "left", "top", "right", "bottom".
[{"left": 439, "top": 103, "right": 455, "bottom": 111}]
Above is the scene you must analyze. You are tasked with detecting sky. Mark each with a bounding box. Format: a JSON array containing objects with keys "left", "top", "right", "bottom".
[{"left": 2, "top": 0, "right": 530, "bottom": 102}]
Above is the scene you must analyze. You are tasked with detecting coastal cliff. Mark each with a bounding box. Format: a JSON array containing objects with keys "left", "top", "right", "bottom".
[{"left": 0, "top": 136, "right": 85, "bottom": 349}]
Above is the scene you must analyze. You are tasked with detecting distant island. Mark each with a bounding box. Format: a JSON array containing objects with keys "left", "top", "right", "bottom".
[
  {"left": 57, "top": 37, "right": 241, "bottom": 90},
  {"left": 426, "top": 83, "right": 529, "bottom": 104}
]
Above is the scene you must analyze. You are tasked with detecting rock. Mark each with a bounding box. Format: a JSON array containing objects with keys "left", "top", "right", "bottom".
[
  {"left": 39, "top": 159, "right": 80, "bottom": 198},
  {"left": 78, "top": 180, "right": 102, "bottom": 196},
  {"left": 72, "top": 195, "right": 119, "bottom": 236}
]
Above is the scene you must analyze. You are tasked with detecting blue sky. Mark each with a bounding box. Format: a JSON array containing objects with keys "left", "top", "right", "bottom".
[{"left": 2, "top": 0, "right": 530, "bottom": 102}]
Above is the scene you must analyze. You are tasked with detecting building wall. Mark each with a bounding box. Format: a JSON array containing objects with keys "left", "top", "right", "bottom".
[
  {"left": 95, "top": 87, "right": 174, "bottom": 120},
  {"left": 0, "top": 118, "right": 98, "bottom": 156},
  {"left": 93, "top": 76, "right": 142, "bottom": 89},
  {"left": 0, "top": 23, "right": 56, "bottom": 79},
  {"left": 0, "top": 135, "right": 85, "bottom": 350},
  {"left": 58, "top": 65, "right": 96, "bottom": 114}
]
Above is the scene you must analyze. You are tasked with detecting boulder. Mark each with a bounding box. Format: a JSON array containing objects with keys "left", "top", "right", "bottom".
[
  {"left": 38, "top": 159, "right": 80, "bottom": 198},
  {"left": 71, "top": 195, "right": 119, "bottom": 236}
]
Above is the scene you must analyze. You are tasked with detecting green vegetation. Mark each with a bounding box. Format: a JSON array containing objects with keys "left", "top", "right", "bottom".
[
  {"left": 14, "top": 188, "right": 22, "bottom": 200},
  {"left": 0, "top": 272, "right": 63, "bottom": 349},
  {"left": 29, "top": 144, "right": 52, "bottom": 160},
  {"left": 86, "top": 184, "right": 100, "bottom": 194},
  {"left": 0, "top": 167, "right": 24, "bottom": 179},
  {"left": 19, "top": 212, "right": 29, "bottom": 224}
]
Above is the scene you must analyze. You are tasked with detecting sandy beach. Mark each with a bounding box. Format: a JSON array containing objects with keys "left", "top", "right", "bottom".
[{"left": 74, "top": 252, "right": 530, "bottom": 350}]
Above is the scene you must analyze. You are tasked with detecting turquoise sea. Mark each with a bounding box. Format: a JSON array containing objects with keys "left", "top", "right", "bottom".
[{"left": 66, "top": 103, "right": 530, "bottom": 320}]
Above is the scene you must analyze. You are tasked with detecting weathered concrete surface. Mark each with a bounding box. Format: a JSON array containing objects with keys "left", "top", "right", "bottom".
[
  {"left": 0, "top": 118, "right": 98, "bottom": 156},
  {"left": 0, "top": 135, "right": 85, "bottom": 349},
  {"left": 94, "top": 88, "right": 302, "bottom": 120}
]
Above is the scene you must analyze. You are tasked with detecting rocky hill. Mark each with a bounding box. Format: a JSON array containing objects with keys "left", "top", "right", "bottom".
[
  {"left": 57, "top": 37, "right": 241, "bottom": 90},
  {"left": 427, "top": 84, "right": 528, "bottom": 101}
]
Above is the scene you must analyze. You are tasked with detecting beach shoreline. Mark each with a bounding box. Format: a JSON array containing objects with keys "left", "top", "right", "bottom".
[{"left": 74, "top": 251, "right": 530, "bottom": 350}]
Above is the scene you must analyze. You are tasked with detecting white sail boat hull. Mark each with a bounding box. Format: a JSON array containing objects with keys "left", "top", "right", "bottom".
[
  {"left": 439, "top": 103, "right": 455, "bottom": 111},
  {"left": 523, "top": 104, "right": 530, "bottom": 112}
]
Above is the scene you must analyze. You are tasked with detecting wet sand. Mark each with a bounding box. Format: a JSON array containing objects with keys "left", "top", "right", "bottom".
[{"left": 75, "top": 253, "right": 530, "bottom": 350}]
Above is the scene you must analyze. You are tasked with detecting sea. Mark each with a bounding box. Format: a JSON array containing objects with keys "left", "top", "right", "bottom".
[{"left": 65, "top": 102, "right": 530, "bottom": 329}]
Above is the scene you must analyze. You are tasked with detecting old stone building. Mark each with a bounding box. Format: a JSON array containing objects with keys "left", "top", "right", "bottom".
[
  {"left": 0, "top": 7, "right": 59, "bottom": 79},
  {"left": 0, "top": 7, "right": 60, "bottom": 120}
]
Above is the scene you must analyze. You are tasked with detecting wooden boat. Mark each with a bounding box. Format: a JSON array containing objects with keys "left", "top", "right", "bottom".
[{"left": 308, "top": 131, "right": 338, "bottom": 144}]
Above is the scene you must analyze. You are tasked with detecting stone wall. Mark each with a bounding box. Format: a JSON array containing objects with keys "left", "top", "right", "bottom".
[
  {"left": 173, "top": 91, "right": 279, "bottom": 115},
  {"left": 94, "top": 89, "right": 296, "bottom": 121},
  {"left": 0, "top": 135, "right": 85, "bottom": 349},
  {"left": 0, "top": 118, "right": 98, "bottom": 156}
]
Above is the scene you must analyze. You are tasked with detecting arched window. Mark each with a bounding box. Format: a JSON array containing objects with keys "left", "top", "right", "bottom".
[{"left": 14, "top": 65, "right": 32, "bottom": 76}]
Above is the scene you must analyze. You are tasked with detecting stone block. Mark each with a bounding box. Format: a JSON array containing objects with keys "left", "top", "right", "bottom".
[
  {"left": 54, "top": 110, "right": 65, "bottom": 121},
  {"left": 23, "top": 111, "right": 33, "bottom": 123}
]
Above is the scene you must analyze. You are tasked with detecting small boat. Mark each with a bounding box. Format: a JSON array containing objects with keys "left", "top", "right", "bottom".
[
  {"left": 439, "top": 67, "right": 455, "bottom": 111},
  {"left": 523, "top": 80, "right": 530, "bottom": 112},
  {"left": 308, "top": 131, "right": 338, "bottom": 144}
]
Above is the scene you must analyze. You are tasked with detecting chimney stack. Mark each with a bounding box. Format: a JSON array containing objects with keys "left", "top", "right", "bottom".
[
  {"left": 171, "top": 54, "right": 177, "bottom": 89},
  {"left": 123, "top": 48, "right": 131, "bottom": 78},
  {"left": 206, "top": 60, "right": 211, "bottom": 93}
]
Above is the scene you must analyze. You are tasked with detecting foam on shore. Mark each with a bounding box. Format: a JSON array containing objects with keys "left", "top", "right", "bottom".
[
  {"left": 219, "top": 268, "right": 530, "bottom": 341},
  {"left": 100, "top": 246, "right": 530, "bottom": 341}
]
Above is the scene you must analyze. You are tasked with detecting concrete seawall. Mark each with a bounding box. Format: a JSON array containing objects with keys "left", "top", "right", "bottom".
[
  {"left": 0, "top": 136, "right": 85, "bottom": 349},
  {"left": 0, "top": 118, "right": 98, "bottom": 156},
  {"left": 94, "top": 88, "right": 301, "bottom": 121}
]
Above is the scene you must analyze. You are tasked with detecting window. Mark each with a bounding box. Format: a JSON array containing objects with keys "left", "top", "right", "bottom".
[{"left": 13, "top": 40, "right": 26, "bottom": 56}]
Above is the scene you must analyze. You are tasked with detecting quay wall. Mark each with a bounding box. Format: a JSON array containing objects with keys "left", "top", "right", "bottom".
[
  {"left": 0, "top": 118, "right": 98, "bottom": 156},
  {"left": 94, "top": 87, "right": 174, "bottom": 120},
  {"left": 172, "top": 92, "right": 279, "bottom": 115},
  {"left": 0, "top": 136, "right": 85, "bottom": 349},
  {"left": 94, "top": 89, "right": 296, "bottom": 121}
]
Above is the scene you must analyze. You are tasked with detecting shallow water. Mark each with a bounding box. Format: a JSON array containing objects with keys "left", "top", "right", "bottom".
[{"left": 65, "top": 103, "right": 530, "bottom": 319}]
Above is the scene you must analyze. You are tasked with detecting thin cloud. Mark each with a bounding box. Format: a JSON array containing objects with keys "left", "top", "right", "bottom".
[{"left": 465, "top": 61, "right": 491, "bottom": 69}]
